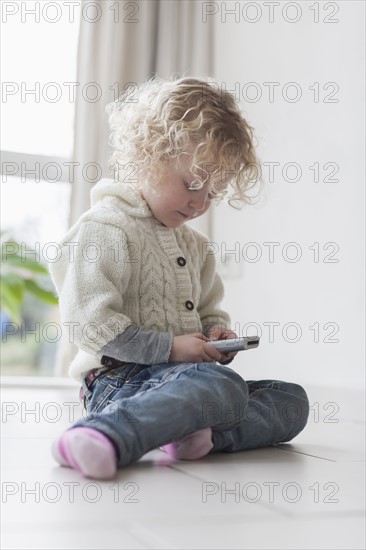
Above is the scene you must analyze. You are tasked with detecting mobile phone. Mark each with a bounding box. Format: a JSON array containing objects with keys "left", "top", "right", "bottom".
[{"left": 210, "top": 336, "right": 260, "bottom": 353}]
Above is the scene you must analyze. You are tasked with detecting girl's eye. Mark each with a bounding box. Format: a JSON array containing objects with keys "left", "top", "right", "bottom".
[
  {"left": 184, "top": 179, "right": 202, "bottom": 191},
  {"left": 183, "top": 178, "right": 216, "bottom": 200}
]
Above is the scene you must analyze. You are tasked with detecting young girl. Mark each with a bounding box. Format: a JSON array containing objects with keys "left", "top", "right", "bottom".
[{"left": 50, "top": 77, "right": 309, "bottom": 479}]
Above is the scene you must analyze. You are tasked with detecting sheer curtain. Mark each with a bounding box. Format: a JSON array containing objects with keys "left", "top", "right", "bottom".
[
  {"left": 56, "top": 0, "right": 214, "bottom": 374},
  {"left": 69, "top": 0, "right": 214, "bottom": 224}
]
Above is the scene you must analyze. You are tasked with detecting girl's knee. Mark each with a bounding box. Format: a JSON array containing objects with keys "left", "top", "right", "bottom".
[
  {"left": 289, "top": 383, "right": 309, "bottom": 421},
  {"left": 281, "top": 383, "right": 310, "bottom": 440}
]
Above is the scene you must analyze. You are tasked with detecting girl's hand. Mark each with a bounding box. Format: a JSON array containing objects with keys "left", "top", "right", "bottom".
[
  {"left": 207, "top": 325, "right": 239, "bottom": 364},
  {"left": 170, "top": 333, "right": 224, "bottom": 363}
]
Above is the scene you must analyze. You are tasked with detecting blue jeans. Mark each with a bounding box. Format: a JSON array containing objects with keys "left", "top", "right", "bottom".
[{"left": 72, "top": 362, "right": 309, "bottom": 468}]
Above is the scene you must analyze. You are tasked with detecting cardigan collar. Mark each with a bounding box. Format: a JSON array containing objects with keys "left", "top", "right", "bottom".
[{"left": 91, "top": 177, "right": 152, "bottom": 219}]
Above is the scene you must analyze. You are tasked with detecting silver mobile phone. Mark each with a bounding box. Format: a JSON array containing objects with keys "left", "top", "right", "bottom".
[{"left": 210, "top": 336, "right": 260, "bottom": 353}]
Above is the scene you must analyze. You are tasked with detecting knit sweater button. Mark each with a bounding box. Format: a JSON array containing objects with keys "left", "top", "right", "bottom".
[
  {"left": 185, "top": 300, "right": 194, "bottom": 310},
  {"left": 177, "top": 257, "right": 186, "bottom": 267}
]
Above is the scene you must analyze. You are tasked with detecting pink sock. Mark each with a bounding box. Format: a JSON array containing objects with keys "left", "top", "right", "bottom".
[
  {"left": 161, "top": 428, "right": 213, "bottom": 460},
  {"left": 51, "top": 427, "right": 117, "bottom": 479}
]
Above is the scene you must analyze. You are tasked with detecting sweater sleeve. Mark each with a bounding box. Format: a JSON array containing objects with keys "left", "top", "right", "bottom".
[
  {"left": 100, "top": 324, "right": 173, "bottom": 364},
  {"left": 51, "top": 219, "right": 170, "bottom": 360},
  {"left": 197, "top": 237, "right": 231, "bottom": 335},
  {"left": 50, "top": 220, "right": 135, "bottom": 355}
]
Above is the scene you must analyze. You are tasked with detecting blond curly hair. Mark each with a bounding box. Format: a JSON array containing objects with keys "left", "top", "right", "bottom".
[{"left": 106, "top": 76, "right": 261, "bottom": 207}]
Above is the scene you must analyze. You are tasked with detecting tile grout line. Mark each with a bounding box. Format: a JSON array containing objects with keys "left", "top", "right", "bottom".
[{"left": 275, "top": 446, "right": 337, "bottom": 462}]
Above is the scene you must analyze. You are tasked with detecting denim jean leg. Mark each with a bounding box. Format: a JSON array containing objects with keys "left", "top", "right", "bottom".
[
  {"left": 211, "top": 380, "right": 309, "bottom": 453},
  {"left": 72, "top": 362, "right": 249, "bottom": 467}
]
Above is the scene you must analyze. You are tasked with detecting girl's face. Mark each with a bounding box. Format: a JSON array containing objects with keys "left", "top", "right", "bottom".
[{"left": 140, "top": 153, "right": 226, "bottom": 228}]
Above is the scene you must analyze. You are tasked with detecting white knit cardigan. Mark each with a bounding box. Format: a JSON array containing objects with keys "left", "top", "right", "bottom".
[{"left": 49, "top": 178, "right": 230, "bottom": 381}]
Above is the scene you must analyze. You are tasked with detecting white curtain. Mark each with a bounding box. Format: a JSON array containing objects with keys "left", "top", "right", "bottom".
[
  {"left": 55, "top": 0, "right": 214, "bottom": 374},
  {"left": 69, "top": 0, "right": 214, "bottom": 225}
]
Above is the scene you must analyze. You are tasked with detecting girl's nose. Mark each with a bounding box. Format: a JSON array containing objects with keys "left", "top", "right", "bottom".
[{"left": 189, "top": 192, "right": 209, "bottom": 211}]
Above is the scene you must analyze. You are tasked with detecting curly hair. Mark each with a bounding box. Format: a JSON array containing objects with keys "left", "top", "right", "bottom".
[{"left": 106, "top": 76, "right": 262, "bottom": 207}]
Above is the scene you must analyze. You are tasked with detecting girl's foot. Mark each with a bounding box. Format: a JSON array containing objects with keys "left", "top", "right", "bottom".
[
  {"left": 51, "top": 427, "right": 117, "bottom": 479},
  {"left": 160, "top": 428, "right": 213, "bottom": 460}
]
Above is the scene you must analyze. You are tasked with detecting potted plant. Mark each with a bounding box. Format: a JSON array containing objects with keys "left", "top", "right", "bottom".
[{"left": 1, "top": 236, "right": 58, "bottom": 326}]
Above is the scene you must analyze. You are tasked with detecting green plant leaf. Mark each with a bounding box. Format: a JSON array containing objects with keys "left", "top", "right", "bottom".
[
  {"left": 0, "top": 274, "right": 25, "bottom": 323},
  {"left": 1, "top": 250, "right": 48, "bottom": 274},
  {"left": 24, "top": 279, "right": 58, "bottom": 305},
  {"left": 0, "top": 295, "right": 21, "bottom": 324}
]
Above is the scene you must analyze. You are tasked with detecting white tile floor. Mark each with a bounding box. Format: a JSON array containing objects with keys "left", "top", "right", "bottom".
[{"left": 1, "top": 381, "right": 365, "bottom": 550}]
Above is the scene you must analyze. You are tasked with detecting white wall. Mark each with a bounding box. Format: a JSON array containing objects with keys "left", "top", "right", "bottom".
[{"left": 209, "top": 1, "right": 364, "bottom": 389}]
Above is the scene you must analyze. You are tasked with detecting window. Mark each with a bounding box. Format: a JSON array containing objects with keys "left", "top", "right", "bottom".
[{"left": 1, "top": 2, "right": 81, "bottom": 376}]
